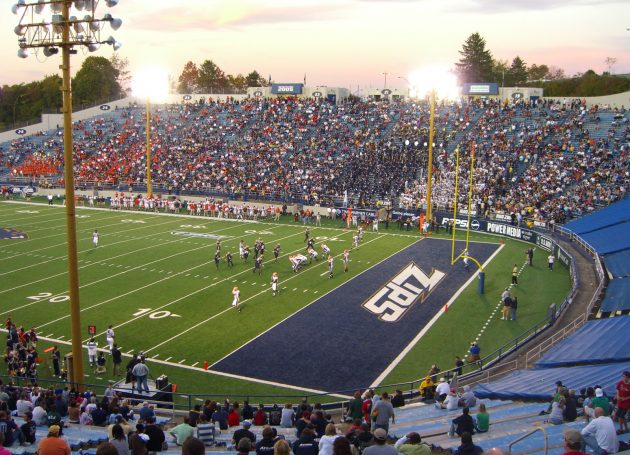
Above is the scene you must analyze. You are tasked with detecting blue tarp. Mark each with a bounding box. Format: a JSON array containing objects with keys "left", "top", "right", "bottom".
[
  {"left": 604, "top": 250, "right": 630, "bottom": 278},
  {"left": 600, "top": 278, "right": 630, "bottom": 313},
  {"left": 535, "top": 317, "right": 630, "bottom": 367},
  {"left": 474, "top": 362, "right": 630, "bottom": 400},
  {"left": 563, "top": 197, "right": 630, "bottom": 235},
  {"left": 579, "top": 221, "right": 630, "bottom": 255}
]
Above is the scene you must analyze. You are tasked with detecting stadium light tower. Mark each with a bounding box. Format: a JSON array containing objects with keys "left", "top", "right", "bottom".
[
  {"left": 408, "top": 67, "right": 458, "bottom": 224},
  {"left": 131, "top": 68, "right": 169, "bottom": 199},
  {"left": 12, "top": 0, "right": 122, "bottom": 390}
]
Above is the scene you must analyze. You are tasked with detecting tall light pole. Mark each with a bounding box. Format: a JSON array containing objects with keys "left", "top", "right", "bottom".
[
  {"left": 132, "top": 68, "right": 169, "bottom": 199},
  {"left": 426, "top": 89, "right": 436, "bottom": 223},
  {"left": 382, "top": 72, "right": 390, "bottom": 89},
  {"left": 12, "top": 0, "right": 122, "bottom": 389}
]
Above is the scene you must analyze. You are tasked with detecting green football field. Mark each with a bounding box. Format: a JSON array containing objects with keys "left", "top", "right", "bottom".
[{"left": 0, "top": 200, "right": 571, "bottom": 405}]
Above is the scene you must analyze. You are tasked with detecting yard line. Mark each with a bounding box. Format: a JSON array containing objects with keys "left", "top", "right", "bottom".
[
  {"left": 0, "top": 219, "right": 249, "bottom": 300},
  {"left": 0, "top": 215, "right": 186, "bottom": 261},
  {"left": 178, "top": 359, "right": 186, "bottom": 364},
  {"left": 191, "top": 362, "right": 199, "bottom": 367},
  {"left": 206, "top": 233, "right": 385, "bottom": 368},
  {"left": 81, "top": 228, "right": 317, "bottom": 342},
  {"left": 164, "top": 357, "right": 172, "bottom": 362},
  {"left": 143, "top": 230, "right": 372, "bottom": 356}
]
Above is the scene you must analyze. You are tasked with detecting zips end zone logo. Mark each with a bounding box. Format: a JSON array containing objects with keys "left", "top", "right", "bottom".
[{"left": 362, "top": 262, "right": 446, "bottom": 323}]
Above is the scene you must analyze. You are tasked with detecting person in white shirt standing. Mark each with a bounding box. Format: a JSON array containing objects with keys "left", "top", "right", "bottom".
[
  {"left": 580, "top": 407, "right": 618, "bottom": 455},
  {"left": 87, "top": 338, "right": 98, "bottom": 367},
  {"left": 92, "top": 229, "right": 99, "bottom": 247},
  {"left": 106, "top": 325, "right": 115, "bottom": 352},
  {"left": 232, "top": 286, "right": 241, "bottom": 312}
]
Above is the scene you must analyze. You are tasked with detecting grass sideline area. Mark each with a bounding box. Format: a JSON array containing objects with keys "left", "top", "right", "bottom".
[{"left": 0, "top": 199, "right": 571, "bottom": 404}]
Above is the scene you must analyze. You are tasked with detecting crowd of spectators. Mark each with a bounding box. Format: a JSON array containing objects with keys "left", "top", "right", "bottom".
[{"left": 2, "top": 97, "right": 626, "bottom": 224}]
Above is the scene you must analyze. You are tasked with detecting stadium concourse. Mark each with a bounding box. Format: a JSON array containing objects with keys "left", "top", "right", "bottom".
[{"left": 1, "top": 97, "right": 628, "bottom": 226}]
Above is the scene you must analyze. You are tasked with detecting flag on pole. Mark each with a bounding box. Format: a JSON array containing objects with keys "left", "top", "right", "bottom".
[{"left": 304, "top": 74, "right": 306, "bottom": 85}]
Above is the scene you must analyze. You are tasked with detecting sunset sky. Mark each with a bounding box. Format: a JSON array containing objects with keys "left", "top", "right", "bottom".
[{"left": 2, "top": 0, "right": 629, "bottom": 93}]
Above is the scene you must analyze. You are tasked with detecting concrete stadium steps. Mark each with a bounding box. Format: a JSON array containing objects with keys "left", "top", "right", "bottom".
[
  {"left": 390, "top": 400, "right": 544, "bottom": 438},
  {"left": 428, "top": 420, "right": 586, "bottom": 455}
]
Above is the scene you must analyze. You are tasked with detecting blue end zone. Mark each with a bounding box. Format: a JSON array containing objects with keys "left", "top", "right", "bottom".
[{"left": 213, "top": 238, "right": 499, "bottom": 392}]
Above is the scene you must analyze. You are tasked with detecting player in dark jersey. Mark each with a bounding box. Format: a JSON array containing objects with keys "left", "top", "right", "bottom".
[
  {"left": 225, "top": 251, "right": 234, "bottom": 268},
  {"left": 273, "top": 244, "right": 281, "bottom": 262},
  {"left": 253, "top": 255, "right": 263, "bottom": 275},
  {"left": 214, "top": 251, "right": 221, "bottom": 269},
  {"left": 304, "top": 227, "right": 310, "bottom": 243},
  {"left": 306, "top": 237, "right": 315, "bottom": 252},
  {"left": 243, "top": 245, "right": 250, "bottom": 262}
]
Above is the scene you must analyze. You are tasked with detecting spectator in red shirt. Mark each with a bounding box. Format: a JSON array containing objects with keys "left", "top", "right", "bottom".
[
  {"left": 253, "top": 405, "right": 267, "bottom": 426},
  {"left": 616, "top": 371, "right": 630, "bottom": 434}
]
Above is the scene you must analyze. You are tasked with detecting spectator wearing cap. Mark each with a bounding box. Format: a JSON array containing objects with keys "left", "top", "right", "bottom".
[
  {"left": 615, "top": 371, "right": 630, "bottom": 434},
  {"left": 435, "top": 378, "right": 450, "bottom": 402},
  {"left": 292, "top": 425, "right": 319, "bottom": 455},
  {"left": 37, "top": 425, "right": 70, "bottom": 455},
  {"left": 450, "top": 407, "right": 475, "bottom": 437},
  {"left": 580, "top": 407, "right": 618, "bottom": 455},
  {"left": 362, "top": 428, "right": 397, "bottom": 455},
  {"left": 394, "top": 432, "right": 430, "bottom": 455},
  {"left": 458, "top": 386, "right": 477, "bottom": 408},
  {"left": 233, "top": 420, "right": 256, "bottom": 447},
  {"left": 170, "top": 417, "right": 195, "bottom": 446},
  {"left": 436, "top": 388, "right": 459, "bottom": 411},
  {"left": 453, "top": 432, "right": 482, "bottom": 455},
  {"left": 586, "top": 388, "right": 611, "bottom": 419},
  {"left": 561, "top": 428, "right": 588, "bottom": 455}
]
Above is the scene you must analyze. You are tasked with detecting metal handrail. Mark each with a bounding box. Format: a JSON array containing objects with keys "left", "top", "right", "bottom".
[
  {"left": 524, "top": 313, "right": 586, "bottom": 367},
  {"left": 508, "top": 426, "right": 547, "bottom": 455}
]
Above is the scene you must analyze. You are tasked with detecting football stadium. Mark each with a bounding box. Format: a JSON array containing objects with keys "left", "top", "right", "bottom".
[{"left": 1, "top": 1, "right": 630, "bottom": 455}]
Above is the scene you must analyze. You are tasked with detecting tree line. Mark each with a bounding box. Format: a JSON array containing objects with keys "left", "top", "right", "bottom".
[
  {"left": 176, "top": 60, "right": 268, "bottom": 94},
  {"left": 455, "top": 32, "right": 630, "bottom": 96},
  {"left": 0, "top": 54, "right": 128, "bottom": 131}
]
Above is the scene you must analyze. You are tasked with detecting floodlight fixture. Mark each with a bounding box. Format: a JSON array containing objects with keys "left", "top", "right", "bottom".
[
  {"left": 34, "top": 1, "right": 45, "bottom": 14},
  {"left": 87, "top": 41, "right": 99, "bottom": 52},
  {"left": 11, "top": 0, "right": 25, "bottom": 15},
  {"left": 43, "top": 46, "right": 58, "bottom": 57},
  {"left": 105, "top": 35, "right": 122, "bottom": 50},
  {"left": 105, "top": 0, "right": 119, "bottom": 7},
  {"left": 74, "top": 0, "right": 85, "bottom": 11},
  {"left": 17, "top": 48, "right": 28, "bottom": 58},
  {"left": 14, "top": 25, "right": 26, "bottom": 36},
  {"left": 50, "top": 1, "right": 62, "bottom": 13},
  {"left": 84, "top": 0, "right": 94, "bottom": 11}
]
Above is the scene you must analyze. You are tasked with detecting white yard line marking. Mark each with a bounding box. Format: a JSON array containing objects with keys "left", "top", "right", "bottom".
[{"left": 191, "top": 362, "right": 199, "bottom": 367}]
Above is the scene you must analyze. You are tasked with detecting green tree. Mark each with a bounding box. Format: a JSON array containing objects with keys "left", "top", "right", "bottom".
[
  {"left": 110, "top": 53, "right": 131, "bottom": 94},
  {"left": 454, "top": 33, "right": 494, "bottom": 83},
  {"left": 72, "top": 56, "right": 121, "bottom": 107},
  {"left": 527, "top": 64, "right": 550, "bottom": 82},
  {"left": 491, "top": 59, "right": 509, "bottom": 86},
  {"left": 227, "top": 74, "right": 247, "bottom": 94},
  {"left": 245, "top": 70, "right": 266, "bottom": 87},
  {"left": 177, "top": 61, "right": 200, "bottom": 94},
  {"left": 197, "top": 60, "right": 227, "bottom": 94},
  {"left": 509, "top": 56, "right": 528, "bottom": 86}
]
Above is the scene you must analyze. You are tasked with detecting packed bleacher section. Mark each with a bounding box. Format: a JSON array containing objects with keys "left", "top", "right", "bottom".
[{"left": 1, "top": 97, "right": 628, "bottom": 224}]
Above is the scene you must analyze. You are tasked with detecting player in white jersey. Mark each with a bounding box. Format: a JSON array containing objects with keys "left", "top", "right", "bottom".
[
  {"left": 239, "top": 240, "right": 245, "bottom": 258},
  {"left": 358, "top": 226, "right": 364, "bottom": 241},
  {"left": 372, "top": 218, "right": 379, "bottom": 232},
  {"left": 327, "top": 255, "right": 334, "bottom": 279},
  {"left": 232, "top": 286, "right": 241, "bottom": 312},
  {"left": 307, "top": 248, "right": 319, "bottom": 263},
  {"left": 352, "top": 233, "right": 359, "bottom": 249},
  {"left": 321, "top": 243, "right": 331, "bottom": 256},
  {"left": 290, "top": 254, "right": 307, "bottom": 273},
  {"left": 271, "top": 272, "right": 279, "bottom": 296},
  {"left": 343, "top": 249, "right": 350, "bottom": 272},
  {"left": 105, "top": 325, "right": 115, "bottom": 352},
  {"left": 92, "top": 229, "right": 99, "bottom": 247},
  {"left": 87, "top": 337, "right": 98, "bottom": 367}
]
